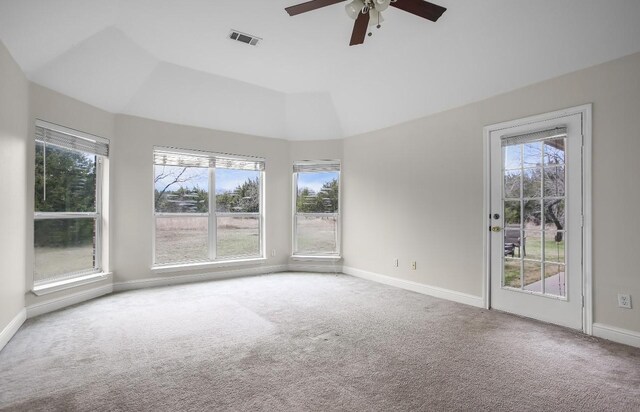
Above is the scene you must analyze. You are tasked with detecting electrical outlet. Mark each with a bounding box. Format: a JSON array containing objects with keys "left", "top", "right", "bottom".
[
  {"left": 271, "top": 249, "right": 276, "bottom": 257},
  {"left": 411, "top": 261, "right": 417, "bottom": 270},
  {"left": 617, "top": 294, "right": 632, "bottom": 309},
  {"left": 394, "top": 259, "right": 398, "bottom": 267}
]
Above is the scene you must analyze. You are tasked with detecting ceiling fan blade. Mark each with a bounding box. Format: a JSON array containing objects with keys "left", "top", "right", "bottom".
[
  {"left": 285, "top": 0, "right": 346, "bottom": 16},
  {"left": 390, "top": 0, "right": 446, "bottom": 22},
  {"left": 349, "top": 10, "right": 370, "bottom": 46}
]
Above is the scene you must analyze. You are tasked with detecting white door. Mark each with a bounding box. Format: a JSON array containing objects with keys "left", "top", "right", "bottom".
[{"left": 489, "top": 113, "right": 584, "bottom": 330}]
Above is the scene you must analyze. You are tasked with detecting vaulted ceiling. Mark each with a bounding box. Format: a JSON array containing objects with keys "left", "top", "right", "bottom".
[{"left": 1, "top": 0, "right": 639, "bottom": 140}]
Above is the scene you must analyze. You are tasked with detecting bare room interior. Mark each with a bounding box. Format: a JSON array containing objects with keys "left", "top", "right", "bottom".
[{"left": 1, "top": 1, "right": 639, "bottom": 410}]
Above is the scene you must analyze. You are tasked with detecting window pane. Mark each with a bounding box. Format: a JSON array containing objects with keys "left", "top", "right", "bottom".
[
  {"left": 544, "top": 264, "right": 566, "bottom": 297},
  {"left": 522, "top": 231, "right": 542, "bottom": 261},
  {"left": 503, "top": 258, "right": 521, "bottom": 288},
  {"left": 35, "top": 142, "right": 96, "bottom": 213},
  {"left": 296, "top": 172, "right": 339, "bottom": 213},
  {"left": 34, "top": 218, "right": 96, "bottom": 283},
  {"left": 544, "top": 199, "right": 565, "bottom": 230},
  {"left": 544, "top": 230, "right": 565, "bottom": 264},
  {"left": 543, "top": 166, "right": 565, "bottom": 197},
  {"left": 523, "top": 142, "right": 542, "bottom": 167},
  {"left": 522, "top": 168, "right": 542, "bottom": 198},
  {"left": 154, "top": 165, "right": 208, "bottom": 213},
  {"left": 504, "top": 169, "right": 521, "bottom": 198},
  {"left": 155, "top": 216, "right": 208, "bottom": 264},
  {"left": 216, "top": 169, "right": 260, "bottom": 213},
  {"left": 296, "top": 215, "right": 337, "bottom": 254},
  {"left": 504, "top": 200, "right": 521, "bottom": 226},
  {"left": 544, "top": 138, "right": 565, "bottom": 165},
  {"left": 523, "top": 261, "right": 542, "bottom": 293},
  {"left": 217, "top": 216, "right": 260, "bottom": 258},
  {"left": 503, "top": 145, "right": 521, "bottom": 170},
  {"left": 523, "top": 200, "right": 542, "bottom": 230},
  {"left": 504, "top": 228, "right": 522, "bottom": 258}
]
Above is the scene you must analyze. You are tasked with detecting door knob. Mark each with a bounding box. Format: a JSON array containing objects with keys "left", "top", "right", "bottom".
[{"left": 491, "top": 226, "right": 502, "bottom": 232}]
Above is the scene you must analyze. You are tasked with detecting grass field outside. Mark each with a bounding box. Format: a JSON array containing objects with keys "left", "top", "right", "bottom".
[
  {"left": 155, "top": 216, "right": 260, "bottom": 265},
  {"left": 217, "top": 216, "right": 260, "bottom": 258},
  {"left": 35, "top": 244, "right": 95, "bottom": 284},
  {"left": 295, "top": 216, "right": 337, "bottom": 254}
]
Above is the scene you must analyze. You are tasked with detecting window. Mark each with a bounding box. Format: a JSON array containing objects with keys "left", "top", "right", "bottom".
[
  {"left": 293, "top": 161, "right": 340, "bottom": 257},
  {"left": 153, "top": 147, "right": 264, "bottom": 266},
  {"left": 34, "top": 121, "right": 109, "bottom": 286}
]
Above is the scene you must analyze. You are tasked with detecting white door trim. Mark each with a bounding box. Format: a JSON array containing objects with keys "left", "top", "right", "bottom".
[{"left": 482, "top": 104, "right": 592, "bottom": 334}]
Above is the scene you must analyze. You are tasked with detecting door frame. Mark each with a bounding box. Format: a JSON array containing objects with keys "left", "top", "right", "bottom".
[{"left": 482, "top": 104, "right": 593, "bottom": 334}]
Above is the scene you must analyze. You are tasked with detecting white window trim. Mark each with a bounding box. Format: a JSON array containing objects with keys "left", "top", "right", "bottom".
[
  {"left": 151, "top": 147, "right": 265, "bottom": 269},
  {"left": 33, "top": 272, "right": 112, "bottom": 296},
  {"left": 290, "top": 255, "right": 342, "bottom": 262},
  {"left": 151, "top": 257, "right": 267, "bottom": 274},
  {"left": 292, "top": 160, "right": 342, "bottom": 258},
  {"left": 33, "top": 133, "right": 107, "bottom": 290}
]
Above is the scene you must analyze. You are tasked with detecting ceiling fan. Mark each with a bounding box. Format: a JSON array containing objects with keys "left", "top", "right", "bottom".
[{"left": 285, "top": 0, "right": 446, "bottom": 46}]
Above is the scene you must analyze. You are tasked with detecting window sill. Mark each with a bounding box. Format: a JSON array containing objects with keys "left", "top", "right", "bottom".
[
  {"left": 33, "top": 272, "right": 112, "bottom": 296},
  {"left": 151, "top": 257, "right": 267, "bottom": 274},
  {"left": 290, "top": 255, "right": 342, "bottom": 262}
]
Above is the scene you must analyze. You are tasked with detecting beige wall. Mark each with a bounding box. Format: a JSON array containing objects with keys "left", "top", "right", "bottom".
[
  {"left": 112, "top": 115, "right": 291, "bottom": 283},
  {"left": 0, "top": 41, "right": 28, "bottom": 331},
  {"left": 343, "top": 51, "right": 640, "bottom": 333},
  {"left": 289, "top": 140, "right": 344, "bottom": 163}
]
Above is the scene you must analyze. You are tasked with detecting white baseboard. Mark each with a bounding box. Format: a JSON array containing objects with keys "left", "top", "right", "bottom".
[
  {"left": 288, "top": 263, "right": 343, "bottom": 273},
  {"left": 342, "top": 266, "right": 485, "bottom": 308},
  {"left": 592, "top": 323, "right": 640, "bottom": 348},
  {"left": 0, "top": 308, "right": 26, "bottom": 352},
  {"left": 26, "top": 284, "right": 113, "bottom": 319},
  {"left": 114, "top": 264, "right": 289, "bottom": 292}
]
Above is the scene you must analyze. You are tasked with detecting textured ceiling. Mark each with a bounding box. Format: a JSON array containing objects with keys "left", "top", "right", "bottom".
[{"left": 1, "top": 0, "right": 640, "bottom": 140}]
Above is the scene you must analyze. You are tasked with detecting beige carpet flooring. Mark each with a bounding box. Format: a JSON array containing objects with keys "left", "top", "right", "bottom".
[{"left": 1, "top": 272, "right": 639, "bottom": 411}]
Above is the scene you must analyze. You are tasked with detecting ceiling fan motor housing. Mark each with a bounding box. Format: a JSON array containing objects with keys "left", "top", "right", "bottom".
[
  {"left": 346, "top": 0, "right": 391, "bottom": 19},
  {"left": 286, "top": 0, "right": 446, "bottom": 46}
]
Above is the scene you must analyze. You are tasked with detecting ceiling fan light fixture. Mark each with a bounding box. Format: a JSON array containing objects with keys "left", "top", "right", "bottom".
[
  {"left": 345, "top": 0, "right": 365, "bottom": 19},
  {"left": 373, "top": 0, "right": 391, "bottom": 12}
]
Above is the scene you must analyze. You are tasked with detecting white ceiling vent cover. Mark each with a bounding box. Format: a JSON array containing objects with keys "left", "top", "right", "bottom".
[{"left": 229, "top": 30, "right": 261, "bottom": 46}]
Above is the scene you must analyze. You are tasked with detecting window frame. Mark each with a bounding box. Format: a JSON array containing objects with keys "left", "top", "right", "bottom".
[
  {"left": 292, "top": 160, "right": 341, "bottom": 258},
  {"left": 33, "top": 120, "right": 107, "bottom": 289},
  {"left": 151, "top": 147, "right": 265, "bottom": 268}
]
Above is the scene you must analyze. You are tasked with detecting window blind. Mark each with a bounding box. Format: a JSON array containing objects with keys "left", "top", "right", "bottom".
[
  {"left": 154, "top": 147, "right": 265, "bottom": 171},
  {"left": 501, "top": 127, "right": 567, "bottom": 147},
  {"left": 35, "top": 122, "right": 109, "bottom": 157},
  {"left": 293, "top": 161, "right": 341, "bottom": 173}
]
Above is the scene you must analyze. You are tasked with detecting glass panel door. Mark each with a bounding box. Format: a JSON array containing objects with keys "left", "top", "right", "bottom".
[
  {"left": 502, "top": 139, "right": 567, "bottom": 297},
  {"left": 489, "top": 111, "right": 584, "bottom": 331}
]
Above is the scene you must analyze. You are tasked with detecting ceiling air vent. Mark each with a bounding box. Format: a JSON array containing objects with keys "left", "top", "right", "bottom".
[{"left": 229, "top": 30, "right": 261, "bottom": 46}]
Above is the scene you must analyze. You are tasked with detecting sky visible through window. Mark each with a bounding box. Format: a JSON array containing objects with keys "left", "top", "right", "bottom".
[
  {"left": 298, "top": 171, "right": 339, "bottom": 193},
  {"left": 504, "top": 140, "right": 565, "bottom": 170},
  {"left": 216, "top": 169, "right": 259, "bottom": 193},
  {"left": 154, "top": 168, "right": 339, "bottom": 194},
  {"left": 154, "top": 168, "right": 259, "bottom": 193}
]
